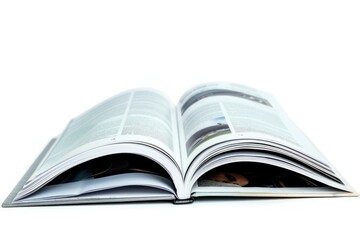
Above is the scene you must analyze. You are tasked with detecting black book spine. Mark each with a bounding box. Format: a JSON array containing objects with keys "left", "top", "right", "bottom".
[{"left": 173, "top": 197, "right": 194, "bottom": 204}]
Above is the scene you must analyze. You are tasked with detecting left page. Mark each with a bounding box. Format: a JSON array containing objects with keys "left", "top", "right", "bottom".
[{"left": 16, "top": 89, "right": 182, "bottom": 200}]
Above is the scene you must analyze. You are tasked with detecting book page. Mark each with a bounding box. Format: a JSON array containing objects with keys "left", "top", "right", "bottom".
[
  {"left": 177, "top": 83, "right": 331, "bottom": 172},
  {"left": 32, "top": 89, "right": 180, "bottom": 179},
  {"left": 119, "top": 89, "right": 179, "bottom": 160}
]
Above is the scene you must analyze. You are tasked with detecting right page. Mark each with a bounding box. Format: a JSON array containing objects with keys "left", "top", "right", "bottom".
[{"left": 176, "top": 82, "right": 353, "bottom": 195}]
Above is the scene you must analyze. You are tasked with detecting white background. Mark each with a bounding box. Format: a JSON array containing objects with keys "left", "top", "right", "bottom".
[{"left": 1, "top": 1, "right": 359, "bottom": 239}]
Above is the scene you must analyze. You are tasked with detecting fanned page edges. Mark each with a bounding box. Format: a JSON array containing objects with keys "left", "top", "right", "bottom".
[
  {"left": 14, "top": 142, "right": 186, "bottom": 202},
  {"left": 188, "top": 149, "right": 353, "bottom": 196},
  {"left": 183, "top": 138, "right": 349, "bottom": 192},
  {"left": 9, "top": 138, "right": 355, "bottom": 206}
]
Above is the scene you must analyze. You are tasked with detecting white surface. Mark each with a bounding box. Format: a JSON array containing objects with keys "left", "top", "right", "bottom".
[{"left": 0, "top": 1, "right": 359, "bottom": 239}]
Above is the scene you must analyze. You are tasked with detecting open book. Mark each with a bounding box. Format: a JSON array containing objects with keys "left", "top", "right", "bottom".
[{"left": 3, "top": 83, "right": 357, "bottom": 207}]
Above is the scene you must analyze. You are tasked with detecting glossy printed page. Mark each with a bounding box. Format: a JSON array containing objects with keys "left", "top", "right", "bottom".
[
  {"left": 177, "top": 83, "right": 333, "bottom": 173},
  {"left": 30, "top": 89, "right": 180, "bottom": 183}
]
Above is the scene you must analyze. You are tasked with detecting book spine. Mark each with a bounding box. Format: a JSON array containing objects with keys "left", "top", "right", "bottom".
[{"left": 173, "top": 197, "right": 194, "bottom": 204}]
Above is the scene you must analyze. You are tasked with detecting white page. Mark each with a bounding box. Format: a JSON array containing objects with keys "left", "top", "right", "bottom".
[
  {"left": 177, "top": 83, "right": 332, "bottom": 172},
  {"left": 32, "top": 89, "right": 180, "bottom": 180}
]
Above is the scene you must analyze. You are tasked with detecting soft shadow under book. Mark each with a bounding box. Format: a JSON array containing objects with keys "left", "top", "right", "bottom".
[{"left": 3, "top": 83, "right": 357, "bottom": 207}]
